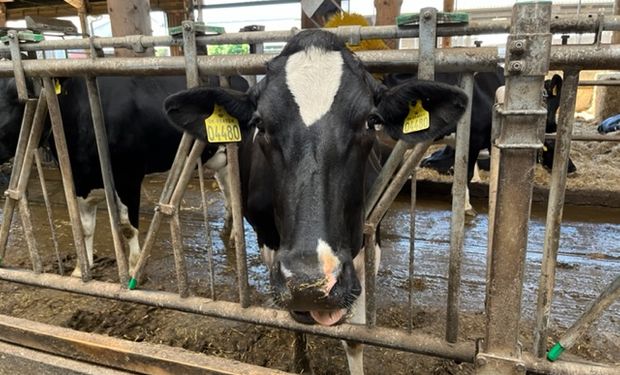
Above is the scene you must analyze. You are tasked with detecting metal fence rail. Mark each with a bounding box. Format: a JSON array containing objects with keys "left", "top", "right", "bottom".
[{"left": 0, "top": 5, "right": 619, "bottom": 375}]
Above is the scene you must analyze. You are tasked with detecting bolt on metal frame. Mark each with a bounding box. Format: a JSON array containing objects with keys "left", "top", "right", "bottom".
[{"left": 0, "top": 4, "right": 619, "bottom": 374}]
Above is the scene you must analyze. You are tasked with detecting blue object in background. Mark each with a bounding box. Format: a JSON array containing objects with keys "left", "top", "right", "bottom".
[{"left": 598, "top": 113, "right": 620, "bottom": 134}]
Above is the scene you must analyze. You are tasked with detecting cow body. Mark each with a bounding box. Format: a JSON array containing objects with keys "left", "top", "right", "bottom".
[
  {"left": 164, "top": 29, "right": 467, "bottom": 374},
  {"left": 0, "top": 75, "right": 248, "bottom": 276}
]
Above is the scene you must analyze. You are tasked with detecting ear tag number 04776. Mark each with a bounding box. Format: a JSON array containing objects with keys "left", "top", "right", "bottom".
[
  {"left": 403, "top": 100, "right": 430, "bottom": 134},
  {"left": 204, "top": 104, "right": 242, "bottom": 143}
]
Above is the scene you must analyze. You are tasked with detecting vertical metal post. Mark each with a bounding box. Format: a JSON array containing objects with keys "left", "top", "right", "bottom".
[
  {"left": 7, "top": 30, "right": 28, "bottom": 102},
  {"left": 407, "top": 170, "right": 417, "bottom": 333},
  {"left": 34, "top": 149, "right": 64, "bottom": 275},
  {"left": 446, "top": 73, "right": 474, "bottom": 343},
  {"left": 196, "top": 162, "right": 216, "bottom": 299},
  {"left": 42, "top": 77, "right": 92, "bottom": 282},
  {"left": 85, "top": 76, "right": 129, "bottom": 286},
  {"left": 167, "top": 140, "right": 207, "bottom": 297},
  {"left": 533, "top": 70, "right": 580, "bottom": 357},
  {"left": 477, "top": 3, "right": 552, "bottom": 374},
  {"left": 363, "top": 230, "right": 377, "bottom": 327},
  {"left": 366, "top": 6, "right": 437, "bottom": 328},
  {"left": 227, "top": 142, "right": 250, "bottom": 308},
  {"left": 0, "top": 99, "right": 36, "bottom": 261},
  {"left": 128, "top": 20, "right": 199, "bottom": 288}
]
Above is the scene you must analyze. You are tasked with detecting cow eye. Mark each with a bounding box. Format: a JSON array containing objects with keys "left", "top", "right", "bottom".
[
  {"left": 367, "top": 111, "right": 383, "bottom": 131},
  {"left": 249, "top": 112, "right": 264, "bottom": 132}
]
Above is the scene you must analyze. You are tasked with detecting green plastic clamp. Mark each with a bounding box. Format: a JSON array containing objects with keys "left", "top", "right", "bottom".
[
  {"left": 547, "top": 342, "right": 565, "bottom": 362},
  {"left": 397, "top": 12, "right": 469, "bottom": 28},
  {"left": 168, "top": 22, "right": 225, "bottom": 37},
  {"left": 0, "top": 30, "right": 45, "bottom": 44},
  {"left": 128, "top": 277, "right": 138, "bottom": 290}
]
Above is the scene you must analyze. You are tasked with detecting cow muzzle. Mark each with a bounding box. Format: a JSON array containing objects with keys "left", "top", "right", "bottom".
[{"left": 271, "top": 257, "right": 361, "bottom": 326}]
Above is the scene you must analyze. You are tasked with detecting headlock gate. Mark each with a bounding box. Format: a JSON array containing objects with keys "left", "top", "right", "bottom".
[{"left": 0, "top": 2, "right": 618, "bottom": 374}]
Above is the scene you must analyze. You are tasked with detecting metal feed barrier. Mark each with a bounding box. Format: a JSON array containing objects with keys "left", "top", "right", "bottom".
[{"left": 0, "top": 2, "right": 618, "bottom": 374}]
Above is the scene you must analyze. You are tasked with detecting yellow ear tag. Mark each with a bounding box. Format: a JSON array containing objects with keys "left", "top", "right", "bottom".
[
  {"left": 543, "top": 145, "right": 548, "bottom": 152},
  {"left": 403, "top": 100, "right": 430, "bottom": 134},
  {"left": 54, "top": 79, "right": 62, "bottom": 95},
  {"left": 204, "top": 104, "right": 242, "bottom": 143}
]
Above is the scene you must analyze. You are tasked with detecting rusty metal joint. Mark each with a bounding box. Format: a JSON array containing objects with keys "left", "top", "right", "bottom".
[
  {"left": 132, "top": 36, "right": 146, "bottom": 53},
  {"left": 475, "top": 352, "right": 526, "bottom": 374},
  {"left": 4, "top": 189, "right": 22, "bottom": 201},
  {"left": 337, "top": 25, "right": 362, "bottom": 46},
  {"left": 363, "top": 223, "right": 376, "bottom": 235},
  {"left": 156, "top": 203, "right": 177, "bottom": 216}
]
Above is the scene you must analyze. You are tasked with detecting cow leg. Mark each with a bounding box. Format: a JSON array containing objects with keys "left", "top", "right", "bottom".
[
  {"left": 344, "top": 243, "right": 382, "bottom": 375},
  {"left": 116, "top": 195, "right": 141, "bottom": 275},
  {"left": 72, "top": 190, "right": 105, "bottom": 277}
]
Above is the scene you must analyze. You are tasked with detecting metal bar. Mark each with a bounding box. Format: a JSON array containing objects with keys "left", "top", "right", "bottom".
[
  {"left": 479, "top": 2, "right": 552, "bottom": 374},
  {"left": 170, "top": 213, "right": 189, "bottom": 298},
  {"left": 0, "top": 268, "right": 475, "bottom": 363},
  {"left": 545, "top": 133, "right": 620, "bottom": 142},
  {"left": 578, "top": 79, "right": 620, "bottom": 86},
  {"left": 226, "top": 142, "right": 250, "bottom": 308},
  {"left": 17, "top": 195, "right": 42, "bottom": 273},
  {"left": 364, "top": 230, "right": 377, "bottom": 327},
  {"left": 0, "top": 98, "right": 36, "bottom": 261},
  {"left": 408, "top": 170, "right": 417, "bottom": 333},
  {"left": 196, "top": 161, "right": 216, "bottom": 300},
  {"left": 533, "top": 70, "right": 580, "bottom": 358},
  {"left": 34, "top": 149, "right": 63, "bottom": 276},
  {"left": 0, "top": 271, "right": 616, "bottom": 375},
  {"left": 0, "top": 47, "right": 500, "bottom": 77},
  {"left": 445, "top": 73, "right": 474, "bottom": 344},
  {"left": 366, "top": 141, "right": 432, "bottom": 229},
  {"left": 42, "top": 77, "right": 91, "bottom": 282},
  {"left": 85, "top": 76, "right": 129, "bottom": 286},
  {"left": 364, "top": 141, "right": 408, "bottom": 219},
  {"left": 549, "top": 275, "right": 620, "bottom": 361},
  {"left": 2, "top": 16, "right": 620, "bottom": 54},
  {"left": 5, "top": 44, "right": 620, "bottom": 77},
  {"left": 7, "top": 30, "right": 28, "bottom": 102},
  {"left": 167, "top": 140, "right": 207, "bottom": 298},
  {"left": 0, "top": 314, "right": 293, "bottom": 375}
]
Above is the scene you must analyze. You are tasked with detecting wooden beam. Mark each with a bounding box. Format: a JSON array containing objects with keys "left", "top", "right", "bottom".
[
  {"left": 107, "top": 0, "right": 154, "bottom": 57},
  {"left": 374, "top": 0, "right": 402, "bottom": 49},
  {"left": 0, "top": 314, "right": 293, "bottom": 375},
  {"left": 0, "top": 3, "right": 6, "bottom": 28}
]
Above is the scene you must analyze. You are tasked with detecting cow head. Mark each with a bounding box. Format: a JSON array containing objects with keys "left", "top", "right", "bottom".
[
  {"left": 0, "top": 78, "right": 26, "bottom": 164},
  {"left": 165, "top": 30, "right": 467, "bottom": 325}
]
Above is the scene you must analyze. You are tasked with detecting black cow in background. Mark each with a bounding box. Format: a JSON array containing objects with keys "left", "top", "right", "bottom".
[
  {"left": 414, "top": 71, "right": 576, "bottom": 214},
  {"left": 0, "top": 74, "right": 248, "bottom": 277},
  {"left": 164, "top": 29, "right": 468, "bottom": 375}
]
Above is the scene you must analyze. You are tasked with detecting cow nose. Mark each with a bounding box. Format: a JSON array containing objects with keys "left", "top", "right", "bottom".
[{"left": 272, "top": 259, "right": 340, "bottom": 310}]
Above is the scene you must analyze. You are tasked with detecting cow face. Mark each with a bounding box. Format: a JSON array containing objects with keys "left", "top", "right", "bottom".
[
  {"left": 0, "top": 78, "right": 25, "bottom": 164},
  {"left": 165, "top": 30, "right": 467, "bottom": 325}
]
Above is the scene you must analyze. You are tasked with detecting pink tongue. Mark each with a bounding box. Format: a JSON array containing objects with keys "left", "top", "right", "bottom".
[{"left": 309, "top": 309, "right": 347, "bottom": 326}]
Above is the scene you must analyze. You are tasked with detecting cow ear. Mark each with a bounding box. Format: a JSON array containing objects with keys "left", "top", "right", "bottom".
[
  {"left": 375, "top": 80, "right": 468, "bottom": 143},
  {"left": 164, "top": 87, "right": 254, "bottom": 140},
  {"left": 550, "top": 74, "right": 562, "bottom": 96}
]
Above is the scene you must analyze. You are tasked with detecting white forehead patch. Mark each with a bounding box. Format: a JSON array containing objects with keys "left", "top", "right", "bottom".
[{"left": 285, "top": 46, "right": 343, "bottom": 127}]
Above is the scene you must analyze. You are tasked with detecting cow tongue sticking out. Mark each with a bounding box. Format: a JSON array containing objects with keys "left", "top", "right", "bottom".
[{"left": 310, "top": 308, "right": 347, "bottom": 326}]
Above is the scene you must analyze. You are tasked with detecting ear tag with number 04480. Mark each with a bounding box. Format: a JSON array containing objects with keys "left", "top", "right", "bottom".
[
  {"left": 402, "top": 100, "right": 430, "bottom": 134},
  {"left": 204, "top": 104, "right": 242, "bottom": 143}
]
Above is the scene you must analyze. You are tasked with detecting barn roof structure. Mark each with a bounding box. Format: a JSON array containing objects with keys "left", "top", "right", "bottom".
[{"left": 1, "top": 0, "right": 185, "bottom": 21}]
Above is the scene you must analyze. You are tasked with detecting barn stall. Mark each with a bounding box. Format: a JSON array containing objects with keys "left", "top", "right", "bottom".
[{"left": 0, "top": 0, "right": 619, "bottom": 374}]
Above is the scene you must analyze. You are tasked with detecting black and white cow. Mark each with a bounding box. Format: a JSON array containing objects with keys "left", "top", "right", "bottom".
[
  {"left": 164, "top": 29, "right": 467, "bottom": 373},
  {"left": 0, "top": 74, "right": 248, "bottom": 277},
  {"left": 416, "top": 72, "right": 575, "bottom": 213}
]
